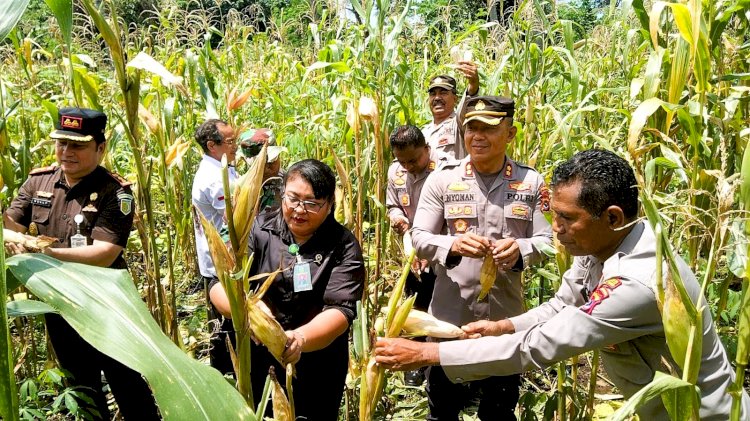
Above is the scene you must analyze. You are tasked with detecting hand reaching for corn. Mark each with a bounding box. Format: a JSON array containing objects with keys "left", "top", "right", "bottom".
[{"left": 4, "top": 229, "right": 57, "bottom": 254}]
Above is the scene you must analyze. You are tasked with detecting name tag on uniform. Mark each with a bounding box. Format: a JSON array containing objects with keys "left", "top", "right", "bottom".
[
  {"left": 293, "top": 262, "right": 313, "bottom": 292},
  {"left": 31, "top": 198, "right": 52, "bottom": 207}
]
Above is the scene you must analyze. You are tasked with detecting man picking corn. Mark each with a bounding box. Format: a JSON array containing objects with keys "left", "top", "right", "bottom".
[
  {"left": 422, "top": 61, "right": 479, "bottom": 161},
  {"left": 3, "top": 107, "right": 159, "bottom": 420},
  {"left": 408, "top": 96, "right": 553, "bottom": 419},
  {"left": 376, "top": 149, "right": 750, "bottom": 420}
]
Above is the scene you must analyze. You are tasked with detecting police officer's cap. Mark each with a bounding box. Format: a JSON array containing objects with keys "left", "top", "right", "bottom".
[
  {"left": 427, "top": 75, "right": 457, "bottom": 93},
  {"left": 463, "top": 96, "right": 515, "bottom": 126},
  {"left": 50, "top": 107, "right": 107, "bottom": 143}
]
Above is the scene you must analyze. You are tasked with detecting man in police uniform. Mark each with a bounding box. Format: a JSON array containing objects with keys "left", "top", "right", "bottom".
[
  {"left": 191, "top": 118, "right": 239, "bottom": 374},
  {"left": 422, "top": 60, "right": 479, "bottom": 160},
  {"left": 4, "top": 107, "right": 159, "bottom": 420},
  {"left": 386, "top": 124, "right": 446, "bottom": 385},
  {"left": 409, "top": 96, "right": 553, "bottom": 419},
  {"left": 375, "top": 149, "right": 750, "bottom": 420}
]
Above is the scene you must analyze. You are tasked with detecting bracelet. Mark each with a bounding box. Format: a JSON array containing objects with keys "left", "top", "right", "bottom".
[{"left": 293, "top": 329, "right": 306, "bottom": 349}]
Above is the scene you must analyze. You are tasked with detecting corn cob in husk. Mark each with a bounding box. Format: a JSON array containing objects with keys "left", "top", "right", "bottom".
[
  {"left": 478, "top": 254, "right": 497, "bottom": 301},
  {"left": 246, "top": 272, "right": 288, "bottom": 366},
  {"left": 269, "top": 367, "right": 293, "bottom": 421},
  {"left": 3, "top": 229, "right": 57, "bottom": 252},
  {"left": 401, "top": 309, "right": 464, "bottom": 339}
]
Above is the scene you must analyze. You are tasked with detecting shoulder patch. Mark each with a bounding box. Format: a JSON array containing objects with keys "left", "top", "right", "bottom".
[
  {"left": 580, "top": 277, "right": 622, "bottom": 315},
  {"left": 109, "top": 172, "right": 133, "bottom": 188},
  {"left": 29, "top": 165, "right": 57, "bottom": 175}
]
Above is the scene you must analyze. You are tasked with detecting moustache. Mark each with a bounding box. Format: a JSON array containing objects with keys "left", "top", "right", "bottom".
[{"left": 431, "top": 99, "right": 445, "bottom": 107}]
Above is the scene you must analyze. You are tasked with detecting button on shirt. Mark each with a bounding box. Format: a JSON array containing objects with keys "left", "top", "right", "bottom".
[
  {"left": 6, "top": 166, "right": 134, "bottom": 269},
  {"left": 192, "top": 155, "right": 238, "bottom": 278},
  {"left": 438, "top": 221, "right": 750, "bottom": 420},
  {"left": 411, "top": 156, "right": 553, "bottom": 326},
  {"left": 386, "top": 149, "right": 447, "bottom": 225}
]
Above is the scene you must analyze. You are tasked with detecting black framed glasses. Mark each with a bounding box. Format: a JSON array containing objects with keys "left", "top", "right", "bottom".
[{"left": 282, "top": 195, "right": 326, "bottom": 214}]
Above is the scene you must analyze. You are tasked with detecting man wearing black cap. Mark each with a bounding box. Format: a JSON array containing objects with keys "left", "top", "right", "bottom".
[
  {"left": 405, "top": 96, "right": 552, "bottom": 419},
  {"left": 422, "top": 61, "right": 479, "bottom": 160},
  {"left": 4, "top": 107, "right": 159, "bottom": 420}
]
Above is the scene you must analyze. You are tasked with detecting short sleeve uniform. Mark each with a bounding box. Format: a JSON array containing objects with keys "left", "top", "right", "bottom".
[{"left": 6, "top": 165, "right": 134, "bottom": 268}]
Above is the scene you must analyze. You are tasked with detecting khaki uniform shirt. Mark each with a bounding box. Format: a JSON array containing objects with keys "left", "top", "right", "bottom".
[
  {"left": 439, "top": 221, "right": 750, "bottom": 420},
  {"left": 411, "top": 156, "right": 552, "bottom": 326},
  {"left": 386, "top": 149, "right": 446, "bottom": 225},
  {"left": 6, "top": 165, "right": 134, "bottom": 269}
]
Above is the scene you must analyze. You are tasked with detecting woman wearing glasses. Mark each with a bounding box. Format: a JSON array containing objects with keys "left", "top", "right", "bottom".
[{"left": 209, "top": 159, "right": 365, "bottom": 419}]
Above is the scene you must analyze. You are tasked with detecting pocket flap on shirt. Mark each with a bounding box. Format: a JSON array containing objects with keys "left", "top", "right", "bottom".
[
  {"left": 504, "top": 203, "right": 532, "bottom": 221},
  {"left": 444, "top": 203, "right": 477, "bottom": 219}
]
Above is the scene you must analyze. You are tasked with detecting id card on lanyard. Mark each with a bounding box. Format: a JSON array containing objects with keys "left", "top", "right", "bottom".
[{"left": 289, "top": 244, "right": 313, "bottom": 292}]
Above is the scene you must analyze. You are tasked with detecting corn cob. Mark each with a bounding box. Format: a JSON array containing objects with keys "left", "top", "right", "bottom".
[
  {"left": 401, "top": 309, "right": 464, "bottom": 339},
  {"left": 3, "top": 229, "right": 56, "bottom": 252},
  {"left": 478, "top": 254, "right": 497, "bottom": 301},
  {"left": 269, "top": 367, "right": 293, "bottom": 421}
]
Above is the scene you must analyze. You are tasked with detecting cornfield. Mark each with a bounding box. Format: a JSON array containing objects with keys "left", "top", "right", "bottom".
[{"left": 1, "top": 0, "right": 749, "bottom": 419}]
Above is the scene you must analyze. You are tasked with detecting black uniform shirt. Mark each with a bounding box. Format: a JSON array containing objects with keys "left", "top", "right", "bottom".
[
  {"left": 6, "top": 165, "right": 135, "bottom": 269},
  {"left": 248, "top": 210, "right": 365, "bottom": 330}
]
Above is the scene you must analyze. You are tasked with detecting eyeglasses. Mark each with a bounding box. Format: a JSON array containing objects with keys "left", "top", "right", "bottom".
[
  {"left": 282, "top": 195, "right": 326, "bottom": 214},
  {"left": 222, "top": 138, "right": 237, "bottom": 146}
]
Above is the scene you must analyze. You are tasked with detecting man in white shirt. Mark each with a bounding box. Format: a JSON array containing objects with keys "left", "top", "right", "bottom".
[{"left": 191, "top": 118, "right": 238, "bottom": 374}]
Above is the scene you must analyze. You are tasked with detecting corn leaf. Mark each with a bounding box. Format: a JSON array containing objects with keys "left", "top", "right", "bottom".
[
  {"left": 0, "top": 225, "right": 19, "bottom": 421},
  {"left": 609, "top": 372, "right": 698, "bottom": 421},
  {"left": 0, "top": 0, "right": 31, "bottom": 40},
  {"left": 233, "top": 144, "right": 267, "bottom": 260},
  {"left": 6, "top": 300, "right": 56, "bottom": 318},
  {"left": 5, "top": 254, "right": 255, "bottom": 420},
  {"left": 127, "top": 52, "right": 187, "bottom": 94}
]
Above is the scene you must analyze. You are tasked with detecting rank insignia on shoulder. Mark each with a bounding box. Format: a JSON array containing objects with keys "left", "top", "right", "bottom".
[
  {"left": 448, "top": 182, "right": 470, "bottom": 191},
  {"left": 504, "top": 163, "right": 513, "bottom": 179},
  {"left": 36, "top": 191, "right": 53, "bottom": 198},
  {"left": 90, "top": 192, "right": 98, "bottom": 201},
  {"left": 400, "top": 194, "right": 410, "bottom": 206},
  {"left": 580, "top": 277, "right": 622, "bottom": 315},
  {"left": 428, "top": 161, "right": 436, "bottom": 171},
  {"left": 454, "top": 219, "right": 468, "bottom": 233},
  {"left": 464, "top": 163, "right": 474, "bottom": 178},
  {"left": 29, "top": 165, "right": 57, "bottom": 175},
  {"left": 82, "top": 204, "right": 98, "bottom": 212},
  {"left": 117, "top": 192, "right": 134, "bottom": 216}
]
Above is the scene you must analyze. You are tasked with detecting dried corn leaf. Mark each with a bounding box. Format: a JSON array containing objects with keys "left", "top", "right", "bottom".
[
  {"left": 246, "top": 269, "right": 286, "bottom": 364},
  {"left": 232, "top": 144, "right": 267, "bottom": 260},
  {"left": 165, "top": 138, "right": 191, "bottom": 169},
  {"left": 270, "top": 367, "right": 293, "bottom": 421},
  {"left": 478, "top": 254, "right": 497, "bottom": 301}
]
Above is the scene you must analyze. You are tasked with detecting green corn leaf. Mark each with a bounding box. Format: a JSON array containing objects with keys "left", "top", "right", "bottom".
[
  {"left": 609, "top": 371, "right": 699, "bottom": 421},
  {"left": 0, "top": 0, "right": 31, "bottom": 40},
  {"left": 0, "top": 224, "right": 19, "bottom": 421},
  {"left": 7, "top": 300, "right": 57, "bottom": 318},
  {"left": 6, "top": 254, "right": 255, "bottom": 420}
]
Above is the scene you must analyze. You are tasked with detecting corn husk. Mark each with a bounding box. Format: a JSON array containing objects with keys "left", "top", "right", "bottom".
[
  {"left": 231, "top": 143, "right": 267, "bottom": 259},
  {"left": 359, "top": 357, "right": 386, "bottom": 421},
  {"left": 402, "top": 231, "right": 414, "bottom": 256},
  {"left": 401, "top": 309, "right": 464, "bottom": 339},
  {"left": 269, "top": 367, "right": 293, "bottom": 421},
  {"left": 478, "top": 254, "right": 497, "bottom": 301},
  {"left": 227, "top": 86, "right": 254, "bottom": 112},
  {"left": 164, "top": 138, "right": 191, "bottom": 170},
  {"left": 246, "top": 272, "right": 287, "bottom": 365},
  {"left": 358, "top": 96, "right": 379, "bottom": 123},
  {"left": 662, "top": 272, "right": 703, "bottom": 384},
  {"left": 3, "top": 229, "right": 57, "bottom": 252}
]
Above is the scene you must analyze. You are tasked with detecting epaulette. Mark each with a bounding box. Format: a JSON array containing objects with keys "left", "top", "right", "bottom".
[
  {"left": 109, "top": 171, "right": 133, "bottom": 188},
  {"left": 442, "top": 159, "right": 461, "bottom": 168},
  {"left": 29, "top": 165, "right": 58, "bottom": 175}
]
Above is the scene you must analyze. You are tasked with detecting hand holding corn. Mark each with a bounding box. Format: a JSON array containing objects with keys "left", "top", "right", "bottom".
[
  {"left": 449, "top": 232, "right": 491, "bottom": 258},
  {"left": 461, "top": 319, "right": 516, "bottom": 339},
  {"left": 490, "top": 238, "right": 520, "bottom": 270},
  {"left": 373, "top": 338, "right": 440, "bottom": 372},
  {"left": 4, "top": 228, "right": 57, "bottom": 254},
  {"left": 282, "top": 329, "right": 305, "bottom": 365}
]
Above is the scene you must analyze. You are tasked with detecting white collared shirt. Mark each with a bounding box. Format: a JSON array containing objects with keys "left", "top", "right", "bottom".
[{"left": 191, "top": 154, "right": 238, "bottom": 278}]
